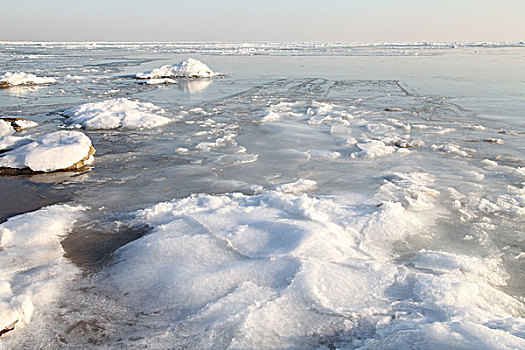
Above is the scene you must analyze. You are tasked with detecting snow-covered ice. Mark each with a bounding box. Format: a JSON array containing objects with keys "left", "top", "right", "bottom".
[
  {"left": 0, "top": 43, "right": 524, "bottom": 349},
  {"left": 62, "top": 98, "right": 172, "bottom": 130}
]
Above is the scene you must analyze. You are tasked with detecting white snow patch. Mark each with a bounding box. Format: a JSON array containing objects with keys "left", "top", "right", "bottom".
[{"left": 63, "top": 98, "right": 171, "bottom": 130}]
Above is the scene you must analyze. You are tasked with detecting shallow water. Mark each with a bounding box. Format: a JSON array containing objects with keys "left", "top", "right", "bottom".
[{"left": 0, "top": 43, "right": 524, "bottom": 349}]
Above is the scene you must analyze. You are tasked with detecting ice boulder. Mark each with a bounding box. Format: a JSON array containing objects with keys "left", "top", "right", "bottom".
[
  {"left": 0, "top": 131, "right": 95, "bottom": 174},
  {"left": 136, "top": 58, "right": 221, "bottom": 79},
  {"left": 0, "top": 72, "right": 56, "bottom": 87},
  {"left": 63, "top": 98, "right": 172, "bottom": 130}
]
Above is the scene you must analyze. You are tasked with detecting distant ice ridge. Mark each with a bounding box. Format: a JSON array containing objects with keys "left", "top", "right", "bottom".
[
  {"left": 0, "top": 72, "right": 55, "bottom": 87},
  {"left": 0, "top": 205, "right": 84, "bottom": 336},
  {"left": 94, "top": 174, "right": 524, "bottom": 349},
  {"left": 136, "top": 58, "right": 221, "bottom": 79},
  {"left": 0, "top": 131, "right": 94, "bottom": 173},
  {"left": 63, "top": 98, "right": 172, "bottom": 130}
]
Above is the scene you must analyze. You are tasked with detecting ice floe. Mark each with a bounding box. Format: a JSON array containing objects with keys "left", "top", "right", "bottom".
[
  {"left": 62, "top": 98, "right": 171, "bottom": 130},
  {"left": 0, "top": 72, "right": 56, "bottom": 87},
  {"left": 0, "top": 205, "right": 84, "bottom": 335},
  {"left": 0, "top": 131, "right": 95, "bottom": 174},
  {"left": 136, "top": 58, "right": 221, "bottom": 79}
]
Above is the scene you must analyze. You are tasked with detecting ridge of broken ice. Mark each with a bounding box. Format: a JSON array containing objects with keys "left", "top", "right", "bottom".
[
  {"left": 0, "top": 72, "right": 56, "bottom": 87},
  {"left": 136, "top": 58, "right": 221, "bottom": 79},
  {"left": 63, "top": 98, "right": 172, "bottom": 130},
  {"left": 0, "top": 130, "right": 95, "bottom": 173},
  {"left": 97, "top": 175, "right": 524, "bottom": 349},
  {"left": 0, "top": 205, "right": 84, "bottom": 335}
]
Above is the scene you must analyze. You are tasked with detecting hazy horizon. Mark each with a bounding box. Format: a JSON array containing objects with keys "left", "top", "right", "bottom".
[{"left": 2, "top": 0, "right": 524, "bottom": 43}]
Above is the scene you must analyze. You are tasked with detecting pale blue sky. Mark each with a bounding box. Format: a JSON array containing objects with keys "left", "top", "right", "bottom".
[{"left": 2, "top": 0, "right": 524, "bottom": 42}]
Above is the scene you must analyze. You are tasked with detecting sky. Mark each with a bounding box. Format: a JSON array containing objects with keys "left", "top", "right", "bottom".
[{"left": 1, "top": 0, "right": 524, "bottom": 42}]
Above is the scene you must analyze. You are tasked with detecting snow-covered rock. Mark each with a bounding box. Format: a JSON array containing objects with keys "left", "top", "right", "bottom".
[
  {"left": 0, "top": 131, "right": 95, "bottom": 174},
  {"left": 0, "top": 72, "right": 56, "bottom": 87},
  {"left": 136, "top": 58, "right": 221, "bottom": 79},
  {"left": 63, "top": 98, "right": 172, "bottom": 130}
]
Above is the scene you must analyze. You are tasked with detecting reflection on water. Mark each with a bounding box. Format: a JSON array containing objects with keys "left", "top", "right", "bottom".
[
  {"left": 176, "top": 78, "right": 212, "bottom": 93},
  {"left": 3, "top": 85, "right": 44, "bottom": 96}
]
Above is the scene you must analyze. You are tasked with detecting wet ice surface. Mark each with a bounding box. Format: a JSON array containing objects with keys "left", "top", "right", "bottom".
[{"left": 0, "top": 43, "right": 524, "bottom": 349}]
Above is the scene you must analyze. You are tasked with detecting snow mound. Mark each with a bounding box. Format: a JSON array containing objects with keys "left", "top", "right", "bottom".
[
  {"left": 0, "top": 131, "right": 95, "bottom": 173},
  {"left": 0, "top": 72, "right": 55, "bottom": 87},
  {"left": 63, "top": 98, "right": 171, "bottom": 130},
  {"left": 136, "top": 58, "right": 221, "bottom": 79},
  {"left": 0, "top": 205, "right": 84, "bottom": 335}
]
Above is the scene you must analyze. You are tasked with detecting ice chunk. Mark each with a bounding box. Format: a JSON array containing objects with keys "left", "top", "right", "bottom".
[
  {"left": 431, "top": 144, "right": 474, "bottom": 157},
  {"left": 63, "top": 98, "right": 171, "bottom": 130},
  {"left": 0, "top": 72, "right": 55, "bottom": 87},
  {"left": 0, "top": 131, "right": 95, "bottom": 173},
  {"left": 136, "top": 58, "right": 221, "bottom": 79},
  {"left": 274, "top": 179, "right": 318, "bottom": 194},
  {"left": 351, "top": 140, "right": 396, "bottom": 159}
]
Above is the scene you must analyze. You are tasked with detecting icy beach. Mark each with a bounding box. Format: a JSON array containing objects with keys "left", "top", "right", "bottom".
[{"left": 0, "top": 42, "right": 524, "bottom": 349}]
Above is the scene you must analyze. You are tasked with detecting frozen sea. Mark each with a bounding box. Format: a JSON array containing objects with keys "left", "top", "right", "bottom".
[{"left": 0, "top": 42, "right": 524, "bottom": 349}]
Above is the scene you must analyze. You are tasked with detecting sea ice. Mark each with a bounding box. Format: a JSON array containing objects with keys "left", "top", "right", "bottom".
[
  {"left": 0, "top": 72, "right": 56, "bottom": 87},
  {"left": 136, "top": 58, "right": 221, "bottom": 79},
  {"left": 0, "top": 131, "right": 95, "bottom": 173},
  {"left": 62, "top": 98, "right": 172, "bottom": 130}
]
